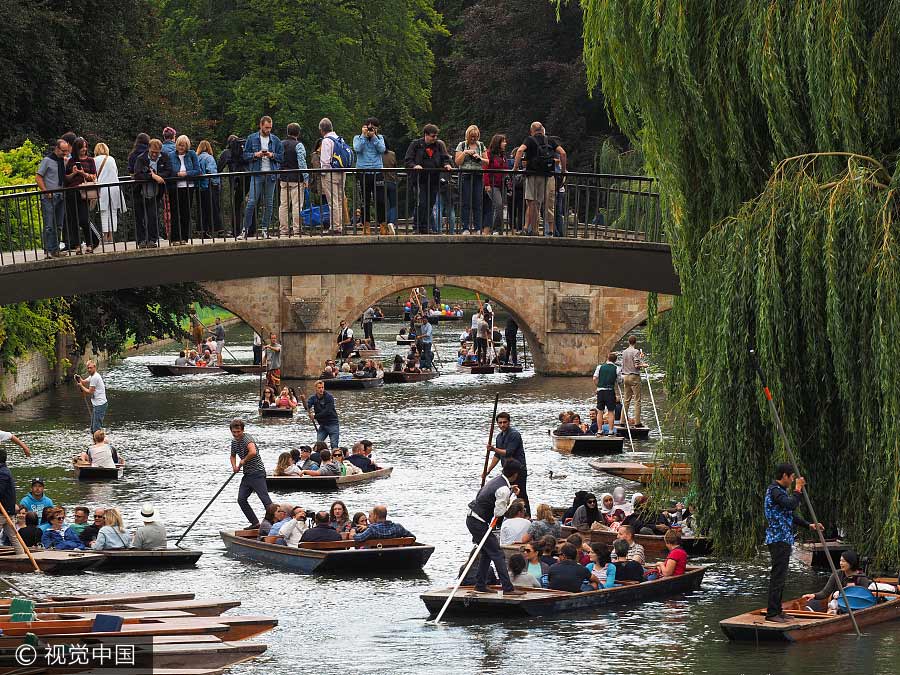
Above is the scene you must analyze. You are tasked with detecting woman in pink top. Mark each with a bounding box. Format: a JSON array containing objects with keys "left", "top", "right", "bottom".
[
  {"left": 482, "top": 134, "right": 508, "bottom": 235},
  {"left": 656, "top": 528, "right": 688, "bottom": 577}
]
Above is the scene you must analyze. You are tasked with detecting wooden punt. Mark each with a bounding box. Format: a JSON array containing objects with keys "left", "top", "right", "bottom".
[
  {"left": 615, "top": 424, "right": 651, "bottom": 439},
  {"left": 41, "top": 591, "right": 195, "bottom": 605},
  {"left": 0, "top": 618, "right": 231, "bottom": 645},
  {"left": 497, "top": 364, "right": 524, "bottom": 373},
  {"left": 146, "top": 640, "right": 268, "bottom": 670},
  {"left": 588, "top": 460, "right": 692, "bottom": 485},
  {"left": 147, "top": 364, "right": 225, "bottom": 376},
  {"left": 91, "top": 548, "right": 203, "bottom": 571},
  {"left": 559, "top": 525, "right": 713, "bottom": 558},
  {"left": 421, "top": 565, "right": 706, "bottom": 618},
  {"left": 458, "top": 364, "right": 496, "bottom": 374},
  {"left": 720, "top": 584, "right": 900, "bottom": 642},
  {"left": 792, "top": 540, "right": 850, "bottom": 568},
  {"left": 220, "top": 530, "right": 434, "bottom": 574},
  {"left": 323, "top": 374, "right": 384, "bottom": 390},
  {"left": 266, "top": 466, "right": 393, "bottom": 491},
  {"left": 0, "top": 550, "right": 105, "bottom": 574},
  {"left": 550, "top": 430, "right": 624, "bottom": 455},
  {"left": 73, "top": 461, "right": 125, "bottom": 481},
  {"left": 259, "top": 406, "right": 294, "bottom": 418},
  {"left": 219, "top": 364, "right": 264, "bottom": 375},
  {"left": 353, "top": 349, "right": 381, "bottom": 358},
  {"left": 396, "top": 338, "right": 415, "bottom": 346},
  {"left": 22, "top": 598, "right": 240, "bottom": 617},
  {"left": 383, "top": 370, "right": 439, "bottom": 384}
]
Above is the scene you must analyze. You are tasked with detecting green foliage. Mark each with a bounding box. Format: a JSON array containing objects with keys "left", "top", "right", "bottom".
[
  {"left": 574, "top": 1, "right": 900, "bottom": 565},
  {"left": 0, "top": 141, "right": 44, "bottom": 250},
  {"left": 0, "top": 300, "right": 72, "bottom": 372}
]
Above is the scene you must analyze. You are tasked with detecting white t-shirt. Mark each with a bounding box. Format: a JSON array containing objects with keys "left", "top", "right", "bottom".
[
  {"left": 89, "top": 372, "right": 107, "bottom": 406},
  {"left": 471, "top": 314, "right": 480, "bottom": 330},
  {"left": 499, "top": 517, "right": 532, "bottom": 544},
  {"left": 0, "top": 430, "right": 11, "bottom": 443},
  {"left": 88, "top": 443, "right": 116, "bottom": 469},
  {"left": 260, "top": 135, "right": 271, "bottom": 172},
  {"left": 176, "top": 154, "right": 188, "bottom": 188}
]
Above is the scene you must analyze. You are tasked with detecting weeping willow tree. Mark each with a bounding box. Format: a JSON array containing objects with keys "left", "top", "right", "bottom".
[{"left": 570, "top": 1, "right": 900, "bottom": 565}]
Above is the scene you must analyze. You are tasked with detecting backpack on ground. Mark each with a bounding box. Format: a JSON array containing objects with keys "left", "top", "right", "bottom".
[
  {"left": 533, "top": 135, "right": 556, "bottom": 175},
  {"left": 329, "top": 135, "right": 354, "bottom": 168}
]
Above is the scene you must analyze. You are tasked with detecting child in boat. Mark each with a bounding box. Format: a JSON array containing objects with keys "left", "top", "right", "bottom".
[
  {"left": 509, "top": 553, "right": 541, "bottom": 588},
  {"left": 612, "top": 539, "right": 645, "bottom": 582}
]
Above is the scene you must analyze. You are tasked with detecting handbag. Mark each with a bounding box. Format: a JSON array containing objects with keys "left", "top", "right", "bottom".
[{"left": 80, "top": 156, "right": 106, "bottom": 202}]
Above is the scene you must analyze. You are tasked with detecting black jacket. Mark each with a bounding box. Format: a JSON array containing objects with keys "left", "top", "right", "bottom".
[
  {"left": 0, "top": 463, "right": 15, "bottom": 515},
  {"left": 132, "top": 151, "right": 173, "bottom": 199},
  {"left": 404, "top": 138, "right": 450, "bottom": 171}
]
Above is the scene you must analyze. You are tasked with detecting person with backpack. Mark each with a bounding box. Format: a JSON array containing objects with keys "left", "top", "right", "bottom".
[
  {"left": 319, "top": 118, "right": 352, "bottom": 234},
  {"left": 241, "top": 116, "right": 284, "bottom": 238},
  {"left": 404, "top": 124, "right": 452, "bottom": 234},
  {"left": 512, "top": 122, "right": 567, "bottom": 236}
]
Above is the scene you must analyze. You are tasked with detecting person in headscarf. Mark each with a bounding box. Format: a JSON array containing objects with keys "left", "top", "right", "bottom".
[
  {"left": 562, "top": 491, "right": 589, "bottom": 524},
  {"left": 571, "top": 492, "right": 602, "bottom": 529},
  {"left": 612, "top": 487, "right": 630, "bottom": 515},
  {"left": 599, "top": 492, "right": 616, "bottom": 524}
]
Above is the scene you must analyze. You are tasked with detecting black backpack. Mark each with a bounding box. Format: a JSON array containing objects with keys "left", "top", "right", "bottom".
[
  {"left": 228, "top": 137, "right": 247, "bottom": 169},
  {"left": 532, "top": 135, "right": 556, "bottom": 175}
]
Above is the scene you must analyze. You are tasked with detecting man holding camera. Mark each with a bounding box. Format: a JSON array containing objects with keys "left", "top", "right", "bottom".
[
  {"left": 241, "top": 116, "right": 284, "bottom": 238},
  {"left": 75, "top": 360, "right": 108, "bottom": 434},
  {"left": 352, "top": 118, "right": 386, "bottom": 234}
]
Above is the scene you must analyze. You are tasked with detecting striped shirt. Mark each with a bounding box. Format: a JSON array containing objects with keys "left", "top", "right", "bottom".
[{"left": 231, "top": 432, "right": 266, "bottom": 477}]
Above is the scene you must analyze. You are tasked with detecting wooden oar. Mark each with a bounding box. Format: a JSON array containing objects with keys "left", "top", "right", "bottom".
[
  {"left": 175, "top": 471, "right": 239, "bottom": 547},
  {"left": 480, "top": 393, "right": 501, "bottom": 486},
  {"left": 0, "top": 503, "right": 40, "bottom": 573},
  {"left": 750, "top": 348, "right": 861, "bottom": 637}
]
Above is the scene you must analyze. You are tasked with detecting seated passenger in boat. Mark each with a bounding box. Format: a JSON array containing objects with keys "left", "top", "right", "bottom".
[
  {"left": 398, "top": 327, "right": 408, "bottom": 340},
  {"left": 186, "top": 350, "right": 199, "bottom": 366},
  {"left": 522, "top": 503, "right": 561, "bottom": 543},
  {"left": 333, "top": 448, "right": 362, "bottom": 476},
  {"left": 622, "top": 495, "right": 671, "bottom": 535},
  {"left": 585, "top": 543, "right": 616, "bottom": 590},
  {"left": 300, "top": 511, "right": 343, "bottom": 542},
  {"left": 311, "top": 442, "right": 327, "bottom": 465},
  {"left": 347, "top": 441, "right": 380, "bottom": 473},
  {"left": 612, "top": 487, "right": 631, "bottom": 516},
  {"left": 562, "top": 491, "right": 589, "bottom": 525},
  {"left": 802, "top": 550, "right": 873, "bottom": 613},
  {"left": 258, "top": 503, "right": 281, "bottom": 539},
  {"left": 18, "top": 511, "right": 42, "bottom": 548},
  {"left": 554, "top": 412, "right": 583, "bottom": 436},
  {"left": 492, "top": 347, "right": 508, "bottom": 366},
  {"left": 457, "top": 346, "right": 467, "bottom": 365},
  {"left": 296, "top": 446, "right": 319, "bottom": 472},
  {"left": 499, "top": 500, "right": 531, "bottom": 544},
  {"left": 67, "top": 506, "right": 89, "bottom": 538},
  {"left": 277, "top": 387, "right": 297, "bottom": 408},
  {"left": 392, "top": 354, "right": 404, "bottom": 372},
  {"left": 570, "top": 414, "right": 589, "bottom": 434},
  {"left": 355, "top": 359, "right": 378, "bottom": 378},
  {"left": 508, "top": 553, "right": 541, "bottom": 588},
  {"left": 348, "top": 512, "right": 369, "bottom": 537},
  {"left": 548, "top": 543, "right": 596, "bottom": 592},
  {"left": 571, "top": 493, "right": 602, "bottom": 530},
  {"left": 329, "top": 500, "right": 352, "bottom": 535},
  {"left": 339, "top": 362, "right": 353, "bottom": 375},
  {"left": 78, "top": 508, "right": 104, "bottom": 545},
  {"left": 132, "top": 503, "right": 167, "bottom": 550},
  {"left": 91, "top": 508, "right": 132, "bottom": 550},
  {"left": 321, "top": 365, "right": 336, "bottom": 379},
  {"left": 612, "top": 539, "right": 645, "bottom": 582},
  {"left": 259, "top": 387, "right": 278, "bottom": 408},
  {"left": 611, "top": 525, "right": 646, "bottom": 565},
  {"left": 538, "top": 535, "right": 559, "bottom": 567},
  {"left": 277, "top": 507, "right": 308, "bottom": 546},
  {"left": 522, "top": 542, "right": 550, "bottom": 583},
  {"left": 174, "top": 351, "right": 188, "bottom": 366},
  {"left": 302, "top": 448, "right": 341, "bottom": 476},
  {"left": 565, "top": 533, "right": 591, "bottom": 565},
  {"left": 79, "top": 429, "right": 121, "bottom": 468},
  {"left": 404, "top": 359, "right": 421, "bottom": 373},
  {"left": 599, "top": 493, "right": 617, "bottom": 525},
  {"left": 654, "top": 528, "right": 688, "bottom": 579},
  {"left": 352, "top": 505, "right": 413, "bottom": 542},
  {"left": 268, "top": 505, "right": 294, "bottom": 538},
  {"left": 587, "top": 408, "right": 599, "bottom": 434},
  {"left": 275, "top": 452, "right": 303, "bottom": 476},
  {"left": 41, "top": 507, "right": 86, "bottom": 550}
]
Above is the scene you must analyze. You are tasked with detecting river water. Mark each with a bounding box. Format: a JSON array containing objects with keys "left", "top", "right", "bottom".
[{"left": 1, "top": 318, "right": 897, "bottom": 675}]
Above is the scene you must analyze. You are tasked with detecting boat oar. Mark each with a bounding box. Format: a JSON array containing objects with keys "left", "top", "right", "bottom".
[
  {"left": 0, "top": 502, "right": 41, "bottom": 573},
  {"left": 175, "top": 471, "right": 239, "bottom": 547},
  {"left": 643, "top": 363, "right": 663, "bottom": 439},
  {"left": 749, "top": 348, "right": 861, "bottom": 638},
  {"left": 430, "top": 515, "right": 498, "bottom": 625},
  {"left": 480, "top": 393, "right": 501, "bottom": 486},
  {"left": 617, "top": 381, "right": 635, "bottom": 451}
]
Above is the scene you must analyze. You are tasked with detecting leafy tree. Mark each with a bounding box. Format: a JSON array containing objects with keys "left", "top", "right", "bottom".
[{"left": 0, "top": 300, "right": 72, "bottom": 372}]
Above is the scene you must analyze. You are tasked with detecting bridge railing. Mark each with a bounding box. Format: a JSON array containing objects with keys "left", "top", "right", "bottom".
[{"left": 0, "top": 167, "right": 662, "bottom": 265}]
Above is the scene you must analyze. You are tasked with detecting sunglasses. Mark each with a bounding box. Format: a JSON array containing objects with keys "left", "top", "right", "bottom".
[
  {"left": 587, "top": 500, "right": 597, "bottom": 504},
  {"left": 53, "top": 517, "right": 65, "bottom": 522},
  {"left": 94, "top": 515, "right": 104, "bottom": 519}
]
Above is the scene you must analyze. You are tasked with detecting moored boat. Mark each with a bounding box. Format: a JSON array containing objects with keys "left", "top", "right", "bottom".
[
  {"left": 791, "top": 540, "right": 850, "bottom": 568},
  {"left": 259, "top": 406, "right": 294, "bottom": 418},
  {"left": 220, "top": 529, "right": 434, "bottom": 574},
  {"left": 91, "top": 548, "right": 204, "bottom": 571},
  {"left": 73, "top": 461, "right": 125, "bottom": 481},
  {"left": 0, "top": 550, "right": 105, "bottom": 574},
  {"left": 421, "top": 565, "right": 706, "bottom": 618},
  {"left": 497, "top": 364, "right": 524, "bottom": 373},
  {"left": 458, "top": 363, "right": 496, "bottom": 374},
  {"left": 550, "top": 431, "right": 624, "bottom": 455},
  {"left": 219, "top": 364, "right": 264, "bottom": 375},
  {"left": 588, "top": 460, "right": 691, "bottom": 485},
  {"left": 147, "top": 364, "right": 225, "bottom": 377},
  {"left": 266, "top": 466, "right": 393, "bottom": 491},
  {"left": 559, "top": 525, "right": 713, "bottom": 558},
  {"left": 323, "top": 374, "right": 384, "bottom": 390},
  {"left": 383, "top": 370, "right": 439, "bottom": 384},
  {"left": 615, "top": 424, "right": 651, "bottom": 439}
]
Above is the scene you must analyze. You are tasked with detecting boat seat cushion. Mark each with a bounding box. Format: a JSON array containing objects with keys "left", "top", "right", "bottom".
[
  {"left": 91, "top": 614, "right": 125, "bottom": 632},
  {"left": 9, "top": 598, "right": 35, "bottom": 620}
]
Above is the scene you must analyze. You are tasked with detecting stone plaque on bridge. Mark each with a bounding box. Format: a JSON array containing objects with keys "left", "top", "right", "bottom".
[
  {"left": 553, "top": 296, "right": 591, "bottom": 332},
  {"left": 290, "top": 298, "right": 325, "bottom": 331}
]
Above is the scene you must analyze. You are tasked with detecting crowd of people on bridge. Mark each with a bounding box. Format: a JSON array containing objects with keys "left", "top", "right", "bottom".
[{"left": 34, "top": 117, "right": 569, "bottom": 258}]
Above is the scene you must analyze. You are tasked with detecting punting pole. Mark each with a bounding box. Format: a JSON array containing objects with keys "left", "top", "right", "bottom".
[
  {"left": 617, "top": 381, "right": 635, "bottom": 452},
  {"left": 175, "top": 471, "right": 239, "bottom": 547},
  {"left": 643, "top": 363, "right": 663, "bottom": 439},
  {"left": 0, "top": 576, "right": 40, "bottom": 598},
  {"left": 431, "top": 515, "right": 498, "bottom": 625},
  {"left": 749, "top": 349, "right": 861, "bottom": 637},
  {"left": 299, "top": 392, "right": 319, "bottom": 433},
  {"left": 0, "top": 503, "right": 40, "bottom": 573},
  {"left": 480, "top": 393, "right": 501, "bottom": 486}
]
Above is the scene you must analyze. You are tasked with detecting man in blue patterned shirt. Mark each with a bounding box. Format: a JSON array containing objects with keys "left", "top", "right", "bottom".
[
  {"left": 764, "top": 462, "right": 823, "bottom": 622},
  {"left": 352, "top": 505, "right": 413, "bottom": 542}
]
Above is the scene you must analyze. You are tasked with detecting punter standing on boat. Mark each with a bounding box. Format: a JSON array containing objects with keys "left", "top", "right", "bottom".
[
  {"left": 467, "top": 459, "right": 525, "bottom": 595},
  {"left": 362, "top": 307, "right": 376, "bottom": 349},
  {"left": 621, "top": 336, "right": 644, "bottom": 426},
  {"left": 0, "top": 450, "right": 24, "bottom": 553},
  {"left": 337, "top": 320, "right": 354, "bottom": 361},
  {"left": 307, "top": 380, "right": 340, "bottom": 448},
  {"left": 504, "top": 318, "right": 518, "bottom": 365},
  {"left": 75, "top": 360, "right": 108, "bottom": 433},
  {"left": 263, "top": 333, "right": 282, "bottom": 389},
  {"left": 764, "top": 462, "right": 823, "bottom": 623},
  {"left": 229, "top": 418, "right": 273, "bottom": 529},
  {"left": 416, "top": 315, "right": 434, "bottom": 370},
  {"left": 484, "top": 412, "right": 530, "bottom": 516},
  {"left": 593, "top": 352, "right": 619, "bottom": 434},
  {"left": 208, "top": 317, "right": 226, "bottom": 367},
  {"left": 0, "top": 429, "right": 32, "bottom": 458}
]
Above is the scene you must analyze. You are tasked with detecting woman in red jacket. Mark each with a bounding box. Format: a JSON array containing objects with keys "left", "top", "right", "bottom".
[{"left": 483, "top": 134, "right": 508, "bottom": 235}]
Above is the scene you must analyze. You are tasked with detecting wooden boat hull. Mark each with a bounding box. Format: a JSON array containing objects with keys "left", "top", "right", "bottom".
[
  {"left": 382, "top": 371, "right": 439, "bottom": 384},
  {"left": 560, "top": 525, "right": 713, "bottom": 558},
  {"left": 92, "top": 548, "right": 203, "bottom": 571},
  {"left": 720, "top": 594, "right": 900, "bottom": 642},
  {"left": 792, "top": 540, "right": 850, "bottom": 568},
  {"left": 43, "top": 591, "right": 195, "bottom": 605},
  {"left": 266, "top": 466, "right": 393, "bottom": 491},
  {"left": 28, "top": 599, "right": 240, "bottom": 617},
  {"left": 497, "top": 364, "right": 524, "bottom": 373},
  {"left": 147, "top": 365, "right": 225, "bottom": 376},
  {"left": 220, "top": 530, "right": 434, "bottom": 574},
  {"left": 149, "top": 640, "right": 268, "bottom": 670},
  {"left": 73, "top": 462, "right": 124, "bottom": 481},
  {"left": 323, "top": 375, "right": 384, "bottom": 390},
  {"left": 353, "top": 350, "right": 381, "bottom": 358},
  {"left": 588, "top": 460, "right": 692, "bottom": 485},
  {"left": 0, "top": 550, "right": 105, "bottom": 574},
  {"left": 550, "top": 432, "right": 624, "bottom": 456},
  {"left": 458, "top": 364, "right": 496, "bottom": 374},
  {"left": 421, "top": 566, "right": 706, "bottom": 618},
  {"left": 259, "top": 406, "right": 294, "bottom": 418},
  {"left": 615, "top": 425, "right": 651, "bottom": 439},
  {"left": 396, "top": 338, "right": 415, "bottom": 346},
  {"left": 219, "top": 364, "right": 264, "bottom": 375}
]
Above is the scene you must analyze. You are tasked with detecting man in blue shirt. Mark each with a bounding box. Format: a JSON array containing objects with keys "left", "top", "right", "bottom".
[
  {"left": 415, "top": 316, "right": 434, "bottom": 370},
  {"left": 352, "top": 505, "right": 413, "bottom": 542},
  {"left": 307, "top": 380, "right": 340, "bottom": 448},
  {"left": 241, "top": 116, "right": 284, "bottom": 238},
  {"left": 352, "top": 117, "right": 386, "bottom": 233},
  {"left": 484, "top": 412, "right": 530, "bottom": 516},
  {"left": 764, "top": 462, "right": 822, "bottom": 622},
  {"left": 20, "top": 478, "right": 53, "bottom": 525}
]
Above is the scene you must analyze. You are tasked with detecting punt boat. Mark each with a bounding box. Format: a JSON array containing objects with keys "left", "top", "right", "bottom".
[
  {"left": 266, "top": 466, "right": 393, "bottom": 491},
  {"left": 353, "top": 349, "right": 381, "bottom": 359},
  {"left": 220, "top": 530, "right": 434, "bottom": 574},
  {"left": 259, "top": 406, "right": 294, "bottom": 418},
  {"left": 382, "top": 371, "right": 439, "bottom": 384},
  {"left": 458, "top": 364, "right": 496, "bottom": 374},
  {"left": 146, "top": 365, "right": 225, "bottom": 376},
  {"left": 615, "top": 424, "right": 651, "bottom": 439},
  {"left": 497, "top": 364, "right": 524, "bottom": 373},
  {"left": 0, "top": 550, "right": 105, "bottom": 574},
  {"left": 421, "top": 565, "right": 706, "bottom": 618},
  {"left": 550, "top": 430, "right": 624, "bottom": 455},
  {"left": 90, "top": 548, "right": 203, "bottom": 571},
  {"left": 559, "top": 525, "right": 713, "bottom": 558},
  {"left": 396, "top": 338, "right": 415, "bottom": 346},
  {"left": 323, "top": 374, "right": 384, "bottom": 390},
  {"left": 73, "top": 461, "right": 125, "bottom": 481},
  {"left": 720, "top": 580, "right": 900, "bottom": 642},
  {"left": 219, "top": 364, "right": 264, "bottom": 375},
  {"left": 588, "top": 460, "right": 691, "bottom": 485},
  {"left": 791, "top": 540, "right": 850, "bottom": 568}
]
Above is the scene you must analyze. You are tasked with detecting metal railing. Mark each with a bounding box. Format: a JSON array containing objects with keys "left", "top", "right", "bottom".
[{"left": 0, "top": 167, "right": 662, "bottom": 265}]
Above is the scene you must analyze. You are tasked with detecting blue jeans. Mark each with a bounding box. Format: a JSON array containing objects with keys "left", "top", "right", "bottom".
[
  {"left": 420, "top": 342, "right": 433, "bottom": 369},
  {"left": 385, "top": 182, "right": 398, "bottom": 224},
  {"left": 91, "top": 402, "right": 108, "bottom": 433},
  {"left": 554, "top": 190, "right": 566, "bottom": 237},
  {"left": 460, "top": 173, "right": 482, "bottom": 232},
  {"left": 40, "top": 196, "right": 64, "bottom": 254},
  {"left": 243, "top": 176, "right": 277, "bottom": 235},
  {"left": 317, "top": 422, "right": 340, "bottom": 448}
]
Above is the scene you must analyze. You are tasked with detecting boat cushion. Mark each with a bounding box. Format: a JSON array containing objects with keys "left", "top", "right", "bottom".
[
  {"left": 91, "top": 614, "right": 125, "bottom": 632},
  {"left": 8, "top": 598, "right": 35, "bottom": 619}
]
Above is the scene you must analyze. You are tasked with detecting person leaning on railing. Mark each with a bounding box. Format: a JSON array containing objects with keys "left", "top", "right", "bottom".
[
  {"left": 404, "top": 124, "right": 452, "bottom": 234},
  {"left": 93, "top": 143, "right": 126, "bottom": 244},
  {"left": 352, "top": 117, "right": 386, "bottom": 235},
  {"left": 197, "top": 140, "right": 223, "bottom": 237},
  {"left": 169, "top": 135, "right": 202, "bottom": 245},
  {"left": 131, "top": 139, "right": 173, "bottom": 248},
  {"left": 482, "top": 134, "right": 509, "bottom": 236},
  {"left": 35, "top": 138, "right": 70, "bottom": 259}
]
